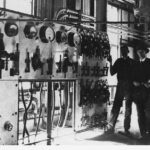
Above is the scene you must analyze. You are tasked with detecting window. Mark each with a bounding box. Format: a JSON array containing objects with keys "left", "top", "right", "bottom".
[
  {"left": 122, "top": 9, "right": 129, "bottom": 27},
  {"left": 90, "top": 0, "right": 94, "bottom": 16},
  {"left": 107, "top": 5, "right": 118, "bottom": 22},
  {"left": 1, "top": 0, "right": 34, "bottom": 15},
  {"left": 0, "top": 0, "right": 4, "bottom": 7},
  {"left": 83, "top": 0, "right": 95, "bottom": 16}
]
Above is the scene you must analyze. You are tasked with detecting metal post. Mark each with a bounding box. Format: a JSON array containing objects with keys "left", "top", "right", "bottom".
[{"left": 47, "top": 80, "right": 52, "bottom": 145}]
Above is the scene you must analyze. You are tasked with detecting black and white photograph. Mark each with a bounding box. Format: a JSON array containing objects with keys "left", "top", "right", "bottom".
[{"left": 0, "top": 0, "right": 150, "bottom": 148}]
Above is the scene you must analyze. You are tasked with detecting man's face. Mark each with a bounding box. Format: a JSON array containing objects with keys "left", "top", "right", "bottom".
[
  {"left": 137, "top": 49, "right": 146, "bottom": 59},
  {"left": 121, "top": 48, "right": 128, "bottom": 57}
]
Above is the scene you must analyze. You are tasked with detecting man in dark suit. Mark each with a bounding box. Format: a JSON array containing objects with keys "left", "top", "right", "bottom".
[
  {"left": 132, "top": 44, "right": 150, "bottom": 139},
  {"left": 106, "top": 45, "right": 135, "bottom": 134}
]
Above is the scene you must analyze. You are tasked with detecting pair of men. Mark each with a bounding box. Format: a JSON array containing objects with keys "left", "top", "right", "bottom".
[{"left": 106, "top": 44, "right": 150, "bottom": 139}]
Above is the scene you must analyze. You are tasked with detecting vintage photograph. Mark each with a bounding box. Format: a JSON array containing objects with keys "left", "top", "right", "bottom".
[{"left": 0, "top": 0, "right": 150, "bottom": 146}]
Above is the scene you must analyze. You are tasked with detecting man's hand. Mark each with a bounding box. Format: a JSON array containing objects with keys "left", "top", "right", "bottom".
[
  {"left": 133, "top": 81, "right": 140, "bottom": 87},
  {"left": 143, "top": 83, "right": 150, "bottom": 88},
  {"left": 107, "top": 55, "right": 112, "bottom": 63},
  {"left": 143, "top": 80, "right": 150, "bottom": 88}
]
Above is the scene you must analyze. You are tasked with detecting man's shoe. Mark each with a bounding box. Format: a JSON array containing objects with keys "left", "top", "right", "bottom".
[
  {"left": 118, "top": 130, "right": 131, "bottom": 137},
  {"left": 104, "top": 124, "right": 114, "bottom": 134},
  {"left": 124, "top": 130, "right": 131, "bottom": 136}
]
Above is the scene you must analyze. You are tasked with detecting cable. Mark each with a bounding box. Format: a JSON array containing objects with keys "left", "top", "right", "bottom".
[{"left": 21, "top": 81, "right": 33, "bottom": 144}]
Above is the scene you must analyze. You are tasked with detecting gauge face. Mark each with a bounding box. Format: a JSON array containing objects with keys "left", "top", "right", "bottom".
[
  {"left": 30, "top": 26, "right": 37, "bottom": 35},
  {"left": 45, "top": 27, "right": 55, "bottom": 41},
  {"left": 74, "top": 33, "right": 81, "bottom": 46},
  {"left": 61, "top": 31, "right": 67, "bottom": 43},
  {"left": 5, "top": 22, "right": 18, "bottom": 37},
  {"left": 24, "top": 24, "right": 37, "bottom": 39},
  {"left": 40, "top": 26, "right": 55, "bottom": 43},
  {"left": 28, "top": 26, "right": 37, "bottom": 38},
  {"left": 10, "top": 24, "right": 17, "bottom": 30}
]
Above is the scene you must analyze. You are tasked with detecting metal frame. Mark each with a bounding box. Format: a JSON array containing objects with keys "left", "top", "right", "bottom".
[{"left": 18, "top": 78, "right": 78, "bottom": 145}]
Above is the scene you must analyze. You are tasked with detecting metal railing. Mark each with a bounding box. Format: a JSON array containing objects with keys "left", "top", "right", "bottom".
[{"left": 18, "top": 79, "right": 77, "bottom": 145}]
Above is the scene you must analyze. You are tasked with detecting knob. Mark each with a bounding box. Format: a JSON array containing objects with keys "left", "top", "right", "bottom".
[{"left": 4, "top": 121, "right": 13, "bottom": 131}]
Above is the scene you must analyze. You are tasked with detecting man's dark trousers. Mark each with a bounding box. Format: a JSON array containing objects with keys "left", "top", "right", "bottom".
[
  {"left": 109, "top": 80, "right": 132, "bottom": 131},
  {"left": 132, "top": 86, "right": 148, "bottom": 136}
]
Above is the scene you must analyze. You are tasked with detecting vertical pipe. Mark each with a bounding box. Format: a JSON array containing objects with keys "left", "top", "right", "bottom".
[
  {"left": 34, "top": 0, "right": 37, "bottom": 17},
  {"left": 41, "top": 0, "right": 43, "bottom": 18},
  {"left": 46, "top": 0, "right": 54, "bottom": 20},
  {"left": 31, "top": 0, "right": 33, "bottom": 15},
  {"left": 96, "top": 0, "right": 107, "bottom": 32},
  {"left": 4, "top": 0, "right": 6, "bottom": 8},
  {"left": 47, "top": 80, "right": 52, "bottom": 145},
  {"left": 44, "top": 0, "right": 49, "bottom": 19},
  {"left": 17, "top": 81, "right": 19, "bottom": 145},
  {"left": 73, "top": 81, "right": 76, "bottom": 131}
]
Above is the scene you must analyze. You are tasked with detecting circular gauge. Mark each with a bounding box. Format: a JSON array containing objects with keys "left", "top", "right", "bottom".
[
  {"left": 5, "top": 22, "right": 18, "bottom": 37},
  {"left": 56, "top": 30, "right": 67, "bottom": 44},
  {"left": 45, "top": 26, "right": 55, "bottom": 41},
  {"left": 39, "top": 26, "right": 55, "bottom": 43},
  {"left": 24, "top": 24, "right": 37, "bottom": 39},
  {"left": 74, "top": 33, "right": 81, "bottom": 46}
]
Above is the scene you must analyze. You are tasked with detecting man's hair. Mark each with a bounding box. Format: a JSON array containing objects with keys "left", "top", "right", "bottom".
[
  {"left": 136, "top": 42, "right": 149, "bottom": 53},
  {"left": 121, "top": 45, "right": 129, "bottom": 53}
]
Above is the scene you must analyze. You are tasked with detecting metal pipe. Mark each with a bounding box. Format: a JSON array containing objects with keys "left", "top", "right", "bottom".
[
  {"left": 47, "top": 81, "right": 52, "bottom": 145},
  {"left": 0, "top": 18, "right": 146, "bottom": 25}
]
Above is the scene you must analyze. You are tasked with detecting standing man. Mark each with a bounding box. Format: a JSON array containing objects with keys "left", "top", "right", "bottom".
[
  {"left": 106, "top": 45, "right": 134, "bottom": 134},
  {"left": 132, "top": 44, "right": 150, "bottom": 139}
]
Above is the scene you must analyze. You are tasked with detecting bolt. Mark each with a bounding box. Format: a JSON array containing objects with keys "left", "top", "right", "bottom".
[{"left": 4, "top": 121, "right": 13, "bottom": 131}]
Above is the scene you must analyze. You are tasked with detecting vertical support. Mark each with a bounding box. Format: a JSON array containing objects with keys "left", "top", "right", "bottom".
[
  {"left": 17, "top": 80, "right": 19, "bottom": 145},
  {"left": 41, "top": 0, "right": 44, "bottom": 18},
  {"left": 47, "top": 80, "right": 52, "bottom": 145},
  {"left": 4, "top": 0, "right": 6, "bottom": 8},
  {"left": 45, "top": 0, "right": 54, "bottom": 19},
  {"left": 34, "top": 0, "right": 37, "bottom": 17},
  {"left": 31, "top": 0, "right": 33, "bottom": 15},
  {"left": 96, "top": 0, "right": 107, "bottom": 32},
  {"left": 73, "top": 80, "right": 76, "bottom": 131}
]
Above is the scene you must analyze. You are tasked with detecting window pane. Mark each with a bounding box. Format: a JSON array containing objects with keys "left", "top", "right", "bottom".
[
  {"left": 83, "top": 0, "right": 90, "bottom": 15},
  {"left": 108, "top": 28, "right": 118, "bottom": 45},
  {"left": 0, "top": 0, "right": 4, "bottom": 7},
  {"left": 122, "top": 10, "right": 128, "bottom": 27},
  {"left": 107, "top": 5, "right": 118, "bottom": 21},
  {"left": 67, "top": 0, "right": 76, "bottom": 10},
  {"left": 129, "top": 13, "right": 135, "bottom": 29},
  {"left": 6, "top": 0, "right": 32, "bottom": 14}
]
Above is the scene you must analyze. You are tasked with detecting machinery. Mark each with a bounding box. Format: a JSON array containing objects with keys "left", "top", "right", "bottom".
[{"left": 0, "top": 8, "right": 110, "bottom": 145}]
